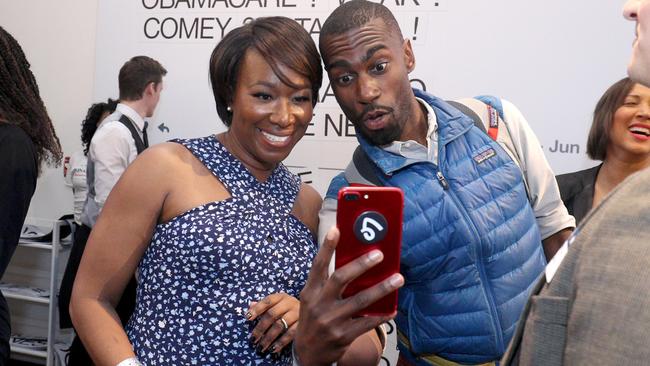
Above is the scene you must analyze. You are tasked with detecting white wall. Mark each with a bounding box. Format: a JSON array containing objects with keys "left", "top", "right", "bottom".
[
  {"left": 0, "top": 0, "right": 99, "bottom": 220},
  {"left": 93, "top": 0, "right": 633, "bottom": 197}
]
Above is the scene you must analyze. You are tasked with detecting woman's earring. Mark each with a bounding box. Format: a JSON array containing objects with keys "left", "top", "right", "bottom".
[{"left": 227, "top": 106, "right": 232, "bottom": 112}]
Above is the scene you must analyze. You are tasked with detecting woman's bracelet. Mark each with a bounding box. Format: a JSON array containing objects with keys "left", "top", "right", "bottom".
[{"left": 116, "top": 357, "right": 143, "bottom": 366}]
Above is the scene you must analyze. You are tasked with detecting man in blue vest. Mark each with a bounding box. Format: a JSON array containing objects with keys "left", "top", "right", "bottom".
[{"left": 307, "top": 1, "right": 574, "bottom": 365}]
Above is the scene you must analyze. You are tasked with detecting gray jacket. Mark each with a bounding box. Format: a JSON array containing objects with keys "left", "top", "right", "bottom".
[{"left": 502, "top": 166, "right": 650, "bottom": 365}]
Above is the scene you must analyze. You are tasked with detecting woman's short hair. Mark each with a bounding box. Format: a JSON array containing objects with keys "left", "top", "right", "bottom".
[
  {"left": 209, "top": 17, "right": 322, "bottom": 127},
  {"left": 587, "top": 77, "right": 636, "bottom": 161}
]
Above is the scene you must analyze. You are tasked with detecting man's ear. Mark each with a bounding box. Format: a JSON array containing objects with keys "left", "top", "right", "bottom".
[
  {"left": 403, "top": 39, "right": 415, "bottom": 73},
  {"left": 144, "top": 82, "right": 156, "bottom": 97}
]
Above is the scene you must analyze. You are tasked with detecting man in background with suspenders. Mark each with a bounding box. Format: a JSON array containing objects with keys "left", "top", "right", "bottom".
[{"left": 61, "top": 55, "right": 167, "bottom": 364}]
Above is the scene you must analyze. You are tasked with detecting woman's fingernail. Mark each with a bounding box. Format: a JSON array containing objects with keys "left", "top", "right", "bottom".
[
  {"left": 270, "top": 345, "right": 276, "bottom": 353},
  {"left": 389, "top": 273, "right": 404, "bottom": 287},
  {"left": 367, "top": 250, "right": 383, "bottom": 263},
  {"left": 246, "top": 311, "right": 253, "bottom": 319}
]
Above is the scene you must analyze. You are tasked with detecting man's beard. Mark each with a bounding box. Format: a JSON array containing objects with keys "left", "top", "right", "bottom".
[
  {"left": 352, "top": 104, "right": 404, "bottom": 146},
  {"left": 357, "top": 121, "right": 403, "bottom": 146}
]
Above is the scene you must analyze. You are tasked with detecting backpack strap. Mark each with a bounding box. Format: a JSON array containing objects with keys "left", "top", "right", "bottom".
[
  {"left": 476, "top": 95, "right": 503, "bottom": 140},
  {"left": 446, "top": 100, "right": 486, "bottom": 134},
  {"left": 345, "top": 146, "right": 382, "bottom": 186}
]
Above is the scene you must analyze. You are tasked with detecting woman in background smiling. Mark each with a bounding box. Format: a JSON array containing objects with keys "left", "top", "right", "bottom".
[{"left": 557, "top": 77, "right": 650, "bottom": 224}]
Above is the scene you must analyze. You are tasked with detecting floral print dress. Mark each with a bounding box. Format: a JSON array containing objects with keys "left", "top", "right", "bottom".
[{"left": 126, "top": 136, "right": 317, "bottom": 365}]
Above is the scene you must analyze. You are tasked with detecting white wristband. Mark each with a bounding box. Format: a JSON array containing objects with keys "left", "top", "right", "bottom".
[
  {"left": 292, "top": 343, "right": 336, "bottom": 366},
  {"left": 116, "top": 357, "right": 143, "bottom": 366}
]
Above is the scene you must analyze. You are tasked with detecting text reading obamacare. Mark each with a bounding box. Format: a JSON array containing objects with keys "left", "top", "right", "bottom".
[
  {"left": 142, "top": 0, "right": 299, "bottom": 8},
  {"left": 142, "top": 0, "right": 426, "bottom": 9}
]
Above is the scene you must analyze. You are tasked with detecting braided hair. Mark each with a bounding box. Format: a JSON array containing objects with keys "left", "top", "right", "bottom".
[
  {"left": 81, "top": 98, "right": 118, "bottom": 155},
  {"left": 0, "top": 26, "right": 62, "bottom": 171}
]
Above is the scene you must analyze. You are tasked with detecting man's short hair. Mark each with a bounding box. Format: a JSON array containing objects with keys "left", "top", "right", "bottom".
[
  {"left": 320, "top": 0, "right": 403, "bottom": 54},
  {"left": 586, "top": 77, "right": 636, "bottom": 161},
  {"left": 118, "top": 56, "right": 167, "bottom": 101}
]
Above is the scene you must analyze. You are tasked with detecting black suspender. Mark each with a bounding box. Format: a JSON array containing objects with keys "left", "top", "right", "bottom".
[{"left": 117, "top": 114, "right": 148, "bottom": 154}]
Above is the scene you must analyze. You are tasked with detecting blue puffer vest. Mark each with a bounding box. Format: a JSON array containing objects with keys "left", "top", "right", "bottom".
[{"left": 326, "top": 90, "right": 546, "bottom": 364}]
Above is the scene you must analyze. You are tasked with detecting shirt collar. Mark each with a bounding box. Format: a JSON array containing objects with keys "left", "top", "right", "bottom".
[
  {"left": 381, "top": 97, "right": 437, "bottom": 154},
  {"left": 417, "top": 96, "right": 437, "bottom": 139},
  {"left": 116, "top": 103, "right": 146, "bottom": 132}
]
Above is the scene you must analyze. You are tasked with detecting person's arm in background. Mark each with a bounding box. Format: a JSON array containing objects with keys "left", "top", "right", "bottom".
[
  {"left": 0, "top": 126, "right": 37, "bottom": 278},
  {"left": 0, "top": 126, "right": 38, "bottom": 364},
  {"left": 501, "top": 99, "right": 576, "bottom": 260},
  {"left": 88, "top": 123, "right": 137, "bottom": 211},
  {"left": 542, "top": 229, "right": 573, "bottom": 260}
]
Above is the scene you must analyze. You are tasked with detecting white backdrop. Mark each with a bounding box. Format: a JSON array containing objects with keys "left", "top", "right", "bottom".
[
  {"left": 94, "top": 1, "right": 633, "bottom": 364},
  {"left": 95, "top": 0, "right": 633, "bottom": 195}
]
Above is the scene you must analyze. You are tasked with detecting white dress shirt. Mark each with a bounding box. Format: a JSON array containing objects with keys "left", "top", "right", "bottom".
[{"left": 82, "top": 103, "right": 145, "bottom": 226}]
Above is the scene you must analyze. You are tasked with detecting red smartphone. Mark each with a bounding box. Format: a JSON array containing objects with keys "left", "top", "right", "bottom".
[{"left": 335, "top": 186, "right": 404, "bottom": 316}]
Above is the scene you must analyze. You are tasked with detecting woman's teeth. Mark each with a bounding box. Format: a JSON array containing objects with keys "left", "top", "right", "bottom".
[{"left": 261, "top": 131, "right": 289, "bottom": 142}]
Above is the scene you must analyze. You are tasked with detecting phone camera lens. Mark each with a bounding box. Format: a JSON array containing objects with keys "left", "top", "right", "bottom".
[{"left": 344, "top": 193, "right": 359, "bottom": 201}]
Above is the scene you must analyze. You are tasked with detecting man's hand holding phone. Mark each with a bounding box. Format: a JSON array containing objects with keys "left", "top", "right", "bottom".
[{"left": 293, "top": 227, "right": 404, "bottom": 366}]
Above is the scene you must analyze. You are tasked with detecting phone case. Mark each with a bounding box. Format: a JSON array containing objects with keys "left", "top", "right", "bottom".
[{"left": 336, "top": 186, "right": 404, "bottom": 316}]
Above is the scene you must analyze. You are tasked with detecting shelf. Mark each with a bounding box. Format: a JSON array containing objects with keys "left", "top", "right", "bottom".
[
  {"left": 18, "top": 239, "right": 72, "bottom": 250},
  {"left": 17, "top": 241, "right": 55, "bottom": 250},
  {"left": 9, "top": 218, "right": 68, "bottom": 366},
  {"left": 2, "top": 290, "right": 50, "bottom": 304},
  {"left": 10, "top": 344, "right": 48, "bottom": 358}
]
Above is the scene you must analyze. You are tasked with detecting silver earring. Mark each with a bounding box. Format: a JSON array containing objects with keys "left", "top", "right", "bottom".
[{"left": 227, "top": 106, "right": 232, "bottom": 112}]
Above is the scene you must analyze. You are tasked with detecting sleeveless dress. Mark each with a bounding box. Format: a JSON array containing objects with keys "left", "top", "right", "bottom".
[{"left": 126, "top": 136, "right": 318, "bottom": 365}]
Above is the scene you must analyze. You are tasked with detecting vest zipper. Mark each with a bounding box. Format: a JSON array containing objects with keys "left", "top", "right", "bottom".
[
  {"left": 438, "top": 167, "right": 505, "bottom": 355},
  {"left": 436, "top": 172, "right": 449, "bottom": 190}
]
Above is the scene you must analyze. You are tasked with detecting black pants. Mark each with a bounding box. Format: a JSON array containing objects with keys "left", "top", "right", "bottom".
[
  {"left": 59, "top": 223, "right": 91, "bottom": 329},
  {"left": 0, "top": 293, "right": 10, "bottom": 366},
  {"left": 59, "top": 224, "right": 137, "bottom": 364}
]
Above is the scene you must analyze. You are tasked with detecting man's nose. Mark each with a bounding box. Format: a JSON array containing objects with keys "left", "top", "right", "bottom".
[
  {"left": 623, "top": 0, "right": 639, "bottom": 21},
  {"left": 357, "top": 74, "right": 381, "bottom": 104}
]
